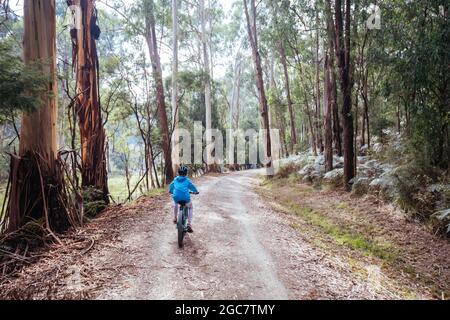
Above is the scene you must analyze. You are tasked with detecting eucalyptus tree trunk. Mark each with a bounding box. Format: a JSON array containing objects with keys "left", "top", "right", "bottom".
[
  {"left": 200, "top": 0, "right": 215, "bottom": 171},
  {"left": 305, "top": 96, "right": 318, "bottom": 156},
  {"left": 144, "top": 0, "right": 174, "bottom": 183},
  {"left": 68, "top": 0, "right": 109, "bottom": 202},
  {"left": 279, "top": 42, "right": 297, "bottom": 153},
  {"left": 6, "top": 0, "right": 71, "bottom": 233},
  {"left": 230, "top": 50, "right": 242, "bottom": 130},
  {"left": 325, "top": 0, "right": 342, "bottom": 157},
  {"left": 171, "top": 0, "right": 179, "bottom": 173},
  {"left": 361, "top": 65, "right": 370, "bottom": 149},
  {"left": 324, "top": 47, "right": 333, "bottom": 172},
  {"left": 334, "top": 0, "right": 355, "bottom": 187},
  {"left": 243, "top": 0, "right": 273, "bottom": 175},
  {"left": 270, "top": 52, "right": 289, "bottom": 158},
  {"left": 315, "top": 5, "right": 323, "bottom": 154}
]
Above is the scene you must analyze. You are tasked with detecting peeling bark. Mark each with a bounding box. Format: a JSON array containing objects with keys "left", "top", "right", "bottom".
[
  {"left": 5, "top": 0, "right": 72, "bottom": 233},
  {"left": 68, "top": 0, "right": 109, "bottom": 201}
]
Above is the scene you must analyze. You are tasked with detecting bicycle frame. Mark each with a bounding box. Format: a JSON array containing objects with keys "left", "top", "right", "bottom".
[
  {"left": 177, "top": 203, "right": 189, "bottom": 248},
  {"left": 175, "top": 192, "right": 198, "bottom": 249},
  {"left": 179, "top": 204, "right": 189, "bottom": 230}
]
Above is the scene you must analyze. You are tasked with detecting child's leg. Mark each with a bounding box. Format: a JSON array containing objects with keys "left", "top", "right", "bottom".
[
  {"left": 187, "top": 202, "right": 193, "bottom": 225},
  {"left": 173, "top": 202, "right": 178, "bottom": 220}
]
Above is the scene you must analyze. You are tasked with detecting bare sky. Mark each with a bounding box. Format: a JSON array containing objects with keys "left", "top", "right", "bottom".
[{"left": 8, "top": 0, "right": 238, "bottom": 79}]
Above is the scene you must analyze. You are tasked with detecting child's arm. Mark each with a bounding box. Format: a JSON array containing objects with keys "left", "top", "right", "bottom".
[
  {"left": 169, "top": 181, "right": 175, "bottom": 194},
  {"left": 188, "top": 180, "right": 199, "bottom": 194}
]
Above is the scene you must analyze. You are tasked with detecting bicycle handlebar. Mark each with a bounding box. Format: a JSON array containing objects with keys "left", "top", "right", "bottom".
[{"left": 170, "top": 191, "right": 199, "bottom": 195}]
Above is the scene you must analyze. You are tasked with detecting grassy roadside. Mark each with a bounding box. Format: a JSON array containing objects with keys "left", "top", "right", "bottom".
[
  {"left": 108, "top": 174, "right": 164, "bottom": 202},
  {"left": 259, "top": 178, "right": 398, "bottom": 262},
  {"left": 257, "top": 175, "right": 450, "bottom": 299}
]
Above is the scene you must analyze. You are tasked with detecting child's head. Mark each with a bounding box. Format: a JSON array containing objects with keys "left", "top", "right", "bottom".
[{"left": 178, "top": 166, "right": 188, "bottom": 177}]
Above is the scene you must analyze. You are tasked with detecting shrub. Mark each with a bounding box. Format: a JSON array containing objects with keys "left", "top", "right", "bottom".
[
  {"left": 275, "top": 162, "right": 301, "bottom": 179},
  {"left": 393, "top": 162, "right": 441, "bottom": 220},
  {"left": 82, "top": 187, "right": 107, "bottom": 218}
]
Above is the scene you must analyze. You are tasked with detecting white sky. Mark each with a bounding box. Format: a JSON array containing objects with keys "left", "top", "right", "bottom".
[
  {"left": 8, "top": 0, "right": 234, "bottom": 14},
  {"left": 8, "top": 0, "right": 239, "bottom": 79}
]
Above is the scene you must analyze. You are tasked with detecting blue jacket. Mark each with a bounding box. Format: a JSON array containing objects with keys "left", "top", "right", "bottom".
[{"left": 169, "top": 176, "right": 198, "bottom": 203}]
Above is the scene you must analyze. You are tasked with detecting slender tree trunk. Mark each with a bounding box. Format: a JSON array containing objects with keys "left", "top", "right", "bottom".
[
  {"left": 201, "top": 0, "right": 212, "bottom": 170},
  {"left": 352, "top": 0, "right": 359, "bottom": 173},
  {"left": 171, "top": 0, "right": 179, "bottom": 173},
  {"left": 325, "top": 0, "right": 342, "bottom": 157},
  {"left": 332, "top": 84, "right": 342, "bottom": 156},
  {"left": 208, "top": 0, "right": 214, "bottom": 83},
  {"left": 69, "top": 0, "right": 109, "bottom": 202},
  {"left": 6, "top": 0, "right": 70, "bottom": 233},
  {"left": 360, "top": 66, "right": 366, "bottom": 148},
  {"left": 324, "top": 47, "right": 333, "bottom": 172},
  {"left": 270, "top": 52, "right": 289, "bottom": 158},
  {"left": 149, "top": 140, "right": 160, "bottom": 188},
  {"left": 334, "top": 0, "right": 354, "bottom": 187},
  {"left": 144, "top": 0, "right": 174, "bottom": 183},
  {"left": 271, "top": 0, "right": 291, "bottom": 156},
  {"left": 361, "top": 66, "right": 370, "bottom": 148},
  {"left": 198, "top": 0, "right": 216, "bottom": 171},
  {"left": 279, "top": 43, "right": 297, "bottom": 153},
  {"left": 365, "top": 96, "right": 370, "bottom": 148},
  {"left": 315, "top": 5, "right": 323, "bottom": 154},
  {"left": 200, "top": 0, "right": 217, "bottom": 172},
  {"left": 306, "top": 100, "right": 318, "bottom": 156},
  {"left": 230, "top": 50, "right": 242, "bottom": 130},
  {"left": 357, "top": 31, "right": 368, "bottom": 150},
  {"left": 243, "top": 0, "right": 273, "bottom": 175}
]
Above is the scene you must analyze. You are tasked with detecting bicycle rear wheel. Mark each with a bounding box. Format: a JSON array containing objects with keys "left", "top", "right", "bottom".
[{"left": 177, "top": 207, "right": 185, "bottom": 248}]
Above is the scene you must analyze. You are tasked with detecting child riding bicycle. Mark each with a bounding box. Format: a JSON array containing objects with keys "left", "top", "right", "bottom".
[{"left": 169, "top": 166, "right": 199, "bottom": 233}]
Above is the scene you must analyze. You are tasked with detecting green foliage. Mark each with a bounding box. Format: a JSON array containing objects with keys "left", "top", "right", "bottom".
[
  {"left": 369, "top": 1, "right": 450, "bottom": 169},
  {"left": 82, "top": 187, "right": 107, "bottom": 218},
  {"left": 393, "top": 161, "right": 443, "bottom": 220},
  {"left": 0, "top": 40, "right": 48, "bottom": 125},
  {"left": 371, "top": 117, "right": 396, "bottom": 144}
]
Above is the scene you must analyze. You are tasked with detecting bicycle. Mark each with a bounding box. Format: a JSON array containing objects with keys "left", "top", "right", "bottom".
[{"left": 177, "top": 192, "right": 198, "bottom": 249}]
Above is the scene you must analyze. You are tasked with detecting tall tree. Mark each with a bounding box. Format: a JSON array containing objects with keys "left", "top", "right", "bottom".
[
  {"left": 324, "top": 46, "right": 333, "bottom": 172},
  {"left": 324, "top": 0, "right": 342, "bottom": 157},
  {"left": 269, "top": 51, "right": 289, "bottom": 157},
  {"left": 6, "top": 0, "right": 70, "bottom": 233},
  {"left": 230, "top": 50, "right": 242, "bottom": 131},
  {"left": 68, "top": 0, "right": 109, "bottom": 201},
  {"left": 200, "top": 0, "right": 215, "bottom": 171},
  {"left": 243, "top": 0, "right": 273, "bottom": 175},
  {"left": 279, "top": 42, "right": 296, "bottom": 154},
  {"left": 333, "top": 0, "right": 354, "bottom": 186},
  {"left": 144, "top": 0, "right": 174, "bottom": 183},
  {"left": 314, "top": 3, "right": 324, "bottom": 153},
  {"left": 272, "top": 0, "right": 297, "bottom": 153},
  {"left": 171, "top": 0, "right": 179, "bottom": 173}
]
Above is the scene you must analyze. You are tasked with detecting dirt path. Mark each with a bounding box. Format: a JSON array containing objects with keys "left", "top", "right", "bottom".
[
  {"left": 95, "top": 170, "right": 430, "bottom": 299},
  {"left": 0, "top": 170, "right": 439, "bottom": 299},
  {"left": 99, "top": 170, "right": 290, "bottom": 299}
]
